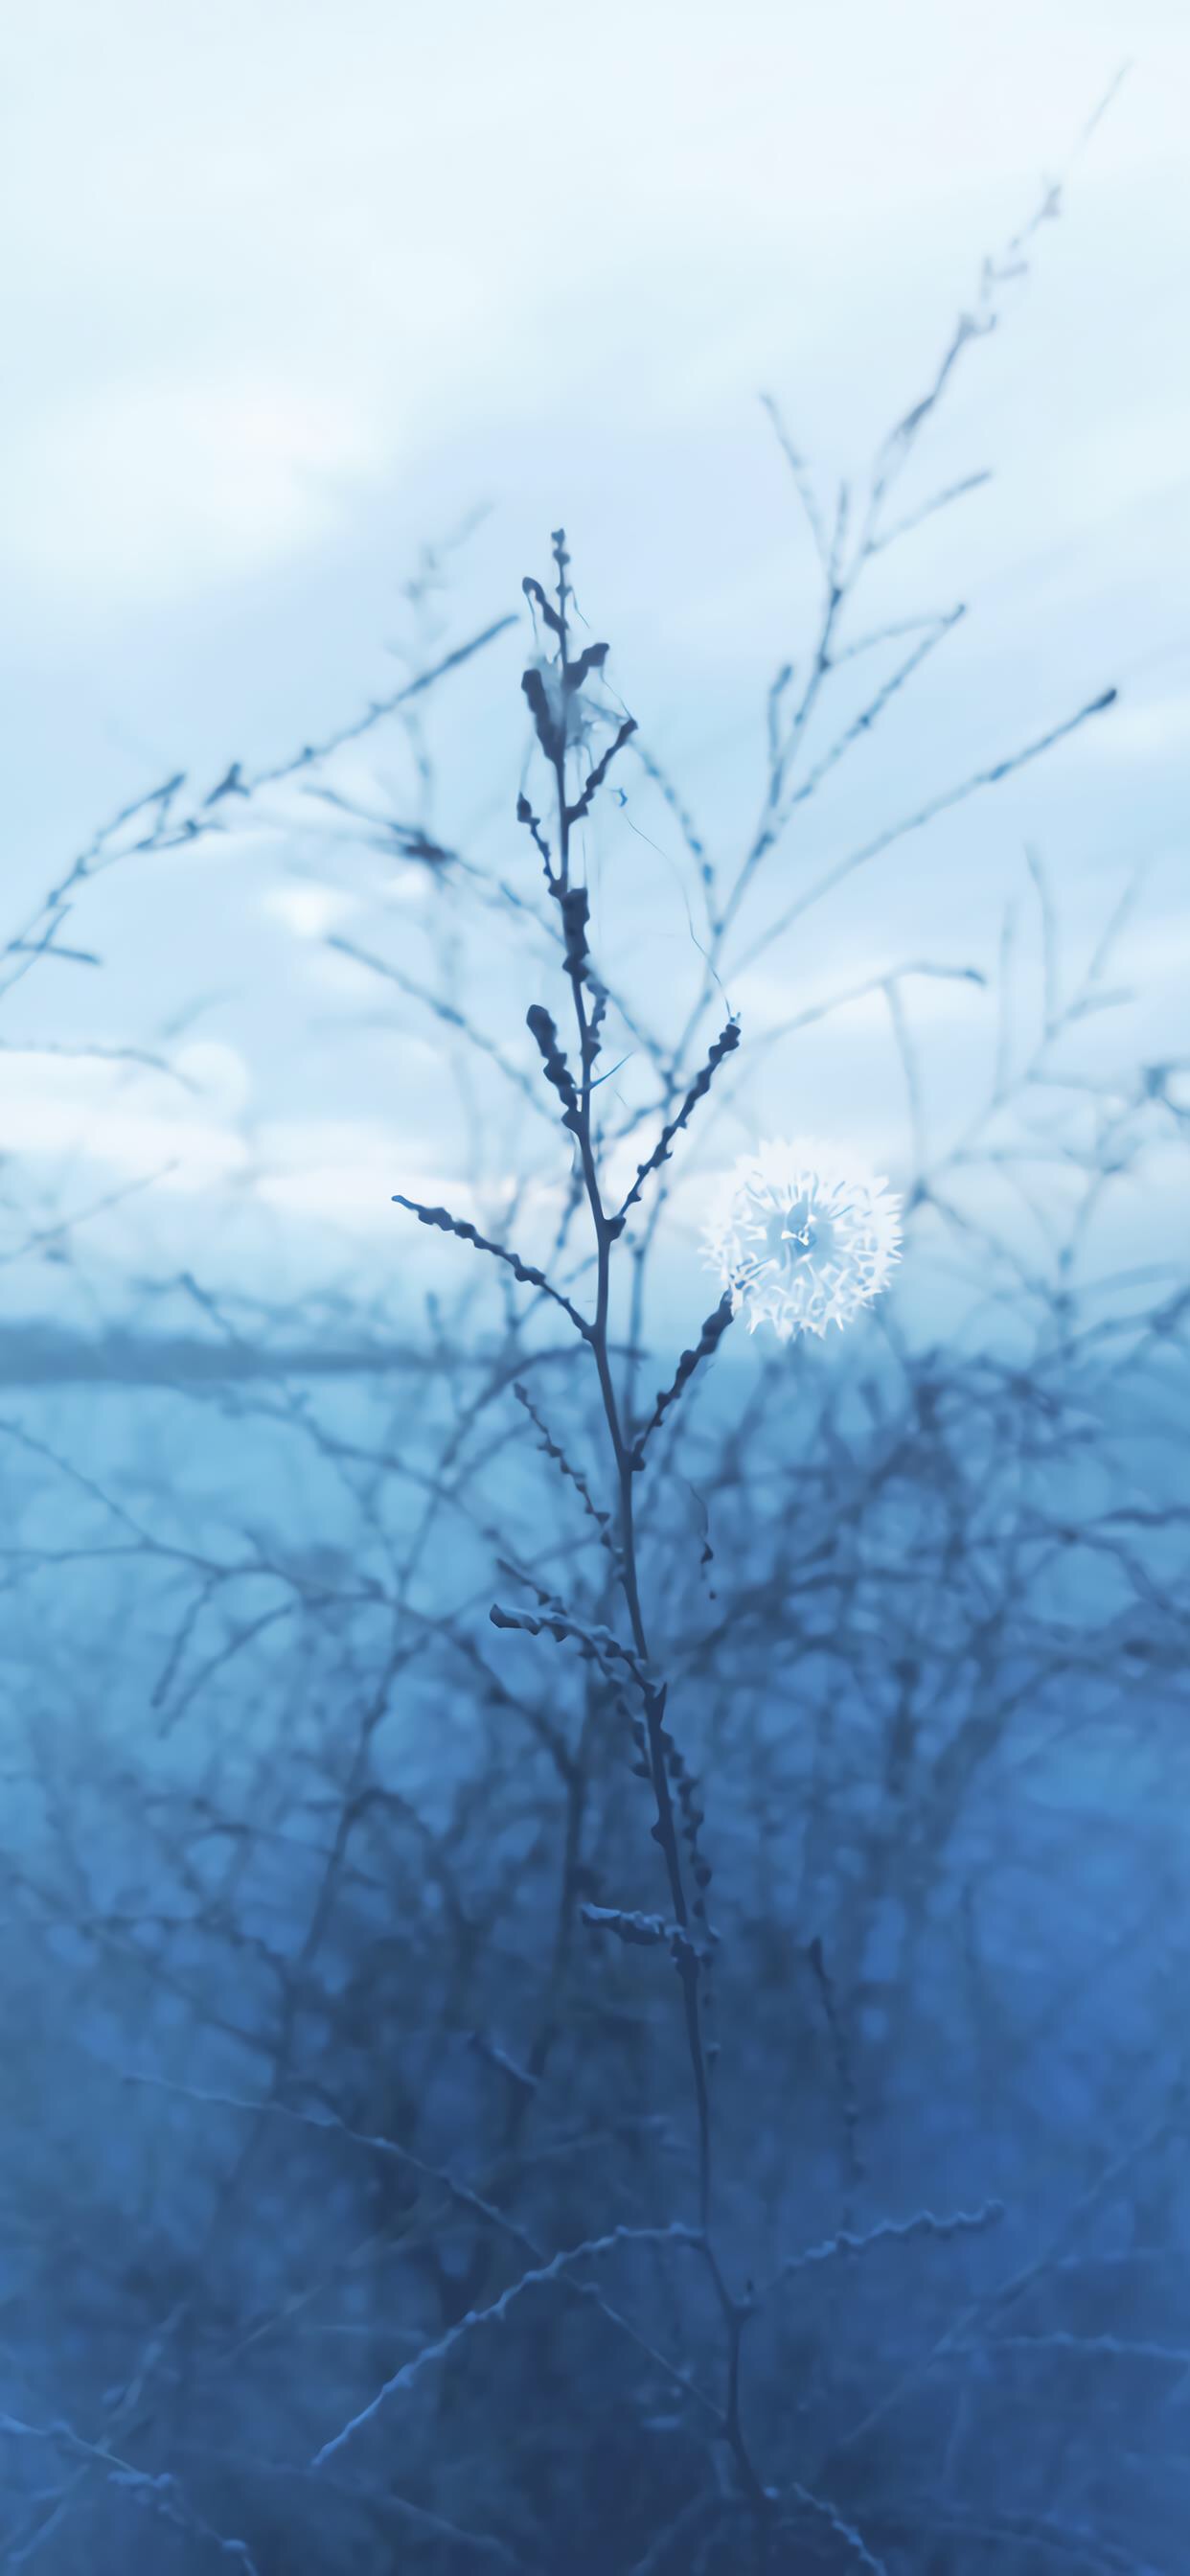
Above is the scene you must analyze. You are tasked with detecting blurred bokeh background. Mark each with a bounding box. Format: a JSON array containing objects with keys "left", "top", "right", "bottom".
[{"left": 3, "top": 12, "right": 1189, "bottom": 2574}]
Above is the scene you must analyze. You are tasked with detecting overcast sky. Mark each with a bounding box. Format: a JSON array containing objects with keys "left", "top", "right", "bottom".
[{"left": 1, "top": 0, "right": 1187, "bottom": 1307}]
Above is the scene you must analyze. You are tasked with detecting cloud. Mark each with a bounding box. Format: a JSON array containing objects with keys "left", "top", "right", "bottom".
[
  {"left": 0, "top": 1046, "right": 478, "bottom": 1236},
  {"left": 735, "top": 958, "right": 990, "bottom": 1039},
  {"left": 1081, "top": 690, "right": 1190, "bottom": 764},
  {"left": 0, "top": 1046, "right": 250, "bottom": 1189},
  {"left": 4, "top": 373, "right": 385, "bottom": 605},
  {"left": 259, "top": 883, "right": 360, "bottom": 942}
]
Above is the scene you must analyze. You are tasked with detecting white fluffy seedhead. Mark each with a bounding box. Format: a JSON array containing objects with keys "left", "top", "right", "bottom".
[{"left": 703, "top": 1137, "right": 902, "bottom": 1342}]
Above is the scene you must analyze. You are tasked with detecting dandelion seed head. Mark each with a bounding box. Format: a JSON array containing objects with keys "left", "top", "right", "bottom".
[{"left": 704, "top": 1138, "right": 902, "bottom": 1342}]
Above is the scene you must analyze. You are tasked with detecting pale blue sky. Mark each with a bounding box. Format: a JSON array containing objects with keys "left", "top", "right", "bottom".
[{"left": 1, "top": 1, "right": 1187, "bottom": 1309}]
